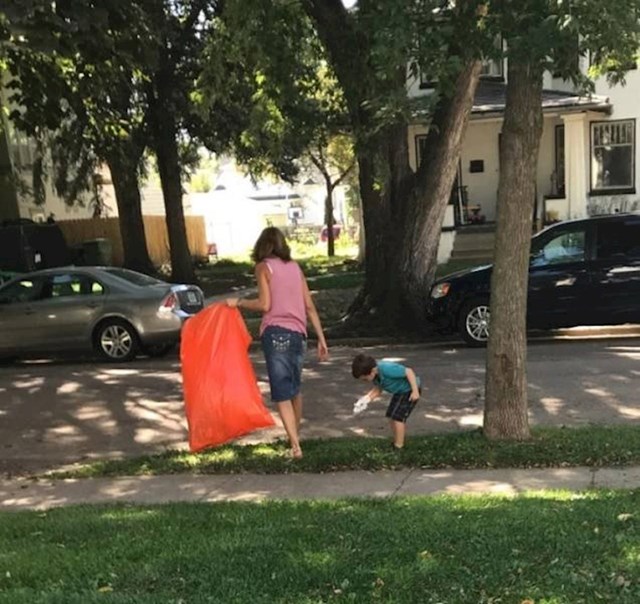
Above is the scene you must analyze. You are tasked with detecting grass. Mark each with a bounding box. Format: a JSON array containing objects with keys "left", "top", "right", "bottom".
[
  {"left": 196, "top": 254, "right": 360, "bottom": 297},
  {"left": 197, "top": 255, "right": 484, "bottom": 298},
  {"left": 2, "top": 491, "right": 640, "bottom": 602},
  {"left": 47, "top": 425, "right": 640, "bottom": 479}
]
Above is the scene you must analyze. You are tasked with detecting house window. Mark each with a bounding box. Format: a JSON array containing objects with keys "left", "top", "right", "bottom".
[
  {"left": 590, "top": 120, "right": 636, "bottom": 194},
  {"left": 480, "top": 57, "right": 503, "bottom": 80},
  {"left": 9, "top": 127, "right": 36, "bottom": 168},
  {"left": 480, "top": 36, "right": 504, "bottom": 81},
  {"left": 418, "top": 69, "right": 436, "bottom": 89}
]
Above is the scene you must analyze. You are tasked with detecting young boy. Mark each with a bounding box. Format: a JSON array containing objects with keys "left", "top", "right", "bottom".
[{"left": 351, "top": 354, "right": 421, "bottom": 449}]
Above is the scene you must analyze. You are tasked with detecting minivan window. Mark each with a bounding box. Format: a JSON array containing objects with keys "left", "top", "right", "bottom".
[
  {"left": 531, "top": 229, "right": 586, "bottom": 267},
  {"left": 596, "top": 221, "right": 640, "bottom": 261}
]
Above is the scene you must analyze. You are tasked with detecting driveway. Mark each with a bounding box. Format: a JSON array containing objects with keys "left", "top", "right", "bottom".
[{"left": 1, "top": 338, "right": 639, "bottom": 475}]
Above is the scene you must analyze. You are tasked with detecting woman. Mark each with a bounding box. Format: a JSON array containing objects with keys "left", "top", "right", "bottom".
[{"left": 227, "top": 227, "right": 329, "bottom": 458}]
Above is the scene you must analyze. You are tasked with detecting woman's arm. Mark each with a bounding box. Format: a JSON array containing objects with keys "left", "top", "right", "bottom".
[{"left": 226, "top": 263, "right": 271, "bottom": 313}]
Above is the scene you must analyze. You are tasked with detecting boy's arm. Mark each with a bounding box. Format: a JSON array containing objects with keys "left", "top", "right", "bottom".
[
  {"left": 405, "top": 368, "right": 420, "bottom": 401},
  {"left": 367, "top": 386, "right": 383, "bottom": 401}
]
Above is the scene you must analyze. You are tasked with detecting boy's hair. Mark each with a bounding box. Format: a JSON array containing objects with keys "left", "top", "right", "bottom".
[
  {"left": 351, "top": 354, "right": 377, "bottom": 379},
  {"left": 252, "top": 227, "right": 292, "bottom": 263}
]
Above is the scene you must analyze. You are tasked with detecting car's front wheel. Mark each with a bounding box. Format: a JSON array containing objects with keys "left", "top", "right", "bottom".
[
  {"left": 94, "top": 319, "right": 140, "bottom": 362},
  {"left": 459, "top": 300, "right": 491, "bottom": 347}
]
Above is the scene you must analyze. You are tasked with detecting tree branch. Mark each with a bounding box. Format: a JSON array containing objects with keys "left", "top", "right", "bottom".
[
  {"left": 333, "top": 159, "right": 355, "bottom": 187},
  {"left": 302, "top": 0, "right": 372, "bottom": 126}
]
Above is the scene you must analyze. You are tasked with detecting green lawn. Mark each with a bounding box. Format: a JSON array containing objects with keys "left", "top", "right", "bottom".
[
  {"left": 1, "top": 491, "right": 639, "bottom": 603},
  {"left": 197, "top": 256, "right": 484, "bottom": 298},
  {"left": 49, "top": 426, "right": 640, "bottom": 479},
  {"left": 197, "top": 255, "right": 361, "bottom": 297}
]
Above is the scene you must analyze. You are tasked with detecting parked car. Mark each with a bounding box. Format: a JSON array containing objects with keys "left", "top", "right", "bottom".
[
  {"left": 427, "top": 213, "right": 640, "bottom": 346},
  {"left": 0, "top": 267, "right": 204, "bottom": 362}
]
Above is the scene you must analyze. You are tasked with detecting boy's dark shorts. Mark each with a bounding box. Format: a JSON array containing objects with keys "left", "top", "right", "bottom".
[{"left": 386, "top": 391, "right": 420, "bottom": 423}]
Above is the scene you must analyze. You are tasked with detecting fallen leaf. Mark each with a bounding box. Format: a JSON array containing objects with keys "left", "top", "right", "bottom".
[{"left": 98, "top": 586, "right": 113, "bottom": 593}]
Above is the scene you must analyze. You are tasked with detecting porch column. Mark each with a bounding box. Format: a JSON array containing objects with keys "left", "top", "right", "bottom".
[{"left": 561, "top": 113, "right": 589, "bottom": 219}]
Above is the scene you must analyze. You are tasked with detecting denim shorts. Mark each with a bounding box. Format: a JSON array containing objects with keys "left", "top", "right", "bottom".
[{"left": 261, "top": 326, "right": 306, "bottom": 403}]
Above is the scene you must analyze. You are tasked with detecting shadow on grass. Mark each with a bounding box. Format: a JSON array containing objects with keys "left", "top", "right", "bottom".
[
  {"left": 1, "top": 491, "right": 639, "bottom": 602},
  {"left": 49, "top": 425, "right": 640, "bottom": 479}
]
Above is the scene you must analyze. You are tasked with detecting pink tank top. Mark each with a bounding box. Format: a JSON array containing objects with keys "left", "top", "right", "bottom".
[{"left": 260, "top": 257, "right": 307, "bottom": 336}]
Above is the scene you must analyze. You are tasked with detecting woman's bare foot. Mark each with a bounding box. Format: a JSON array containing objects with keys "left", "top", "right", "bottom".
[{"left": 290, "top": 445, "right": 303, "bottom": 459}]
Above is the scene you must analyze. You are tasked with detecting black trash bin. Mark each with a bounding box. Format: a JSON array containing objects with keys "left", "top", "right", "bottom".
[{"left": 81, "top": 238, "right": 113, "bottom": 266}]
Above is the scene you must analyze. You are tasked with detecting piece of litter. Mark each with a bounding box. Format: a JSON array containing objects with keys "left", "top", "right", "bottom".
[{"left": 353, "top": 396, "right": 370, "bottom": 415}]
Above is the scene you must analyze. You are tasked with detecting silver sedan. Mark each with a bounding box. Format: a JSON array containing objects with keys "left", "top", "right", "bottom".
[{"left": 0, "top": 267, "right": 204, "bottom": 362}]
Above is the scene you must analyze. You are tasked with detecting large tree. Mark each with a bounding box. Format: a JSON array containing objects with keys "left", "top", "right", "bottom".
[
  {"left": 1, "top": 1, "right": 155, "bottom": 273},
  {"left": 484, "top": 0, "right": 640, "bottom": 440},
  {"left": 141, "top": 0, "right": 222, "bottom": 284},
  {"left": 301, "top": 0, "right": 488, "bottom": 329},
  {"left": 200, "top": 0, "right": 489, "bottom": 329}
]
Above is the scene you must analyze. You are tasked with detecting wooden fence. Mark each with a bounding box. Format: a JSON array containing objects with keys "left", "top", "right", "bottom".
[{"left": 57, "top": 215, "right": 208, "bottom": 267}]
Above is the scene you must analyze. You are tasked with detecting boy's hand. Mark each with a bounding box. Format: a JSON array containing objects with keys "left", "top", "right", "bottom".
[
  {"left": 353, "top": 395, "right": 370, "bottom": 415},
  {"left": 410, "top": 389, "right": 420, "bottom": 402}
]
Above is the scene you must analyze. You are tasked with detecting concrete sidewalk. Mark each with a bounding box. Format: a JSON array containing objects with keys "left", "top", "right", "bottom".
[{"left": 2, "top": 465, "right": 640, "bottom": 511}]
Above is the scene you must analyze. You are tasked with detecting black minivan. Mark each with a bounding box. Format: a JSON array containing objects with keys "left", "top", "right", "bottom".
[{"left": 427, "top": 213, "right": 640, "bottom": 346}]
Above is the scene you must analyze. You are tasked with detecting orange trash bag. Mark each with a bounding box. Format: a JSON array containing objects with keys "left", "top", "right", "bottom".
[{"left": 180, "top": 304, "right": 275, "bottom": 451}]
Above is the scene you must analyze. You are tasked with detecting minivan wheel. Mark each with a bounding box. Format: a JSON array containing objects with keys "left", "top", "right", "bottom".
[
  {"left": 459, "top": 300, "right": 491, "bottom": 347},
  {"left": 94, "top": 319, "right": 139, "bottom": 362}
]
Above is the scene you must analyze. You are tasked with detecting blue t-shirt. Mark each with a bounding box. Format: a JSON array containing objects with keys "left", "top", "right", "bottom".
[{"left": 374, "top": 361, "right": 421, "bottom": 395}]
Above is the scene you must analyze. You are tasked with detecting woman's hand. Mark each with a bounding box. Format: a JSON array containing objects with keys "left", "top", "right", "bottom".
[
  {"left": 226, "top": 298, "right": 240, "bottom": 308},
  {"left": 317, "top": 340, "right": 329, "bottom": 362}
]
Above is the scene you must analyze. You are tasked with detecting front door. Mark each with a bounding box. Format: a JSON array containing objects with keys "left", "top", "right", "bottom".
[{"left": 527, "top": 223, "right": 594, "bottom": 329}]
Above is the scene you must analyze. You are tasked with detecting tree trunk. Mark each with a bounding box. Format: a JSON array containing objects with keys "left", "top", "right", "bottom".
[
  {"left": 357, "top": 192, "right": 365, "bottom": 264},
  {"left": 399, "top": 60, "right": 482, "bottom": 321},
  {"left": 324, "top": 179, "right": 336, "bottom": 257},
  {"left": 107, "top": 154, "right": 154, "bottom": 275},
  {"left": 156, "top": 125, "right": 196, "bottom": 283},
  {"left": 483, "top": 57, "right": 544, "bottom": 441},
  {"left": 305, "top": 0, "right": 482, "bottom": 330},
  {"left": 148, "top": 99, "right": 197, "bottom": 284}
]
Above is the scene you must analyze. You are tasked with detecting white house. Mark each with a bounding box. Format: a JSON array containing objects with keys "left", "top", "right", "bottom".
[
  {"left": 409, "top": 52, "right": 640, "bottom": 263},
  {"left": 189, "top": 157, "right": 350, "bottom": 257}
]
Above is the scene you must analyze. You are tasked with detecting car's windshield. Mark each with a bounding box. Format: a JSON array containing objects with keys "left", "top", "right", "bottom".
[{"left": 103, "top": 268, "right": 165, "bottom": 287}]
